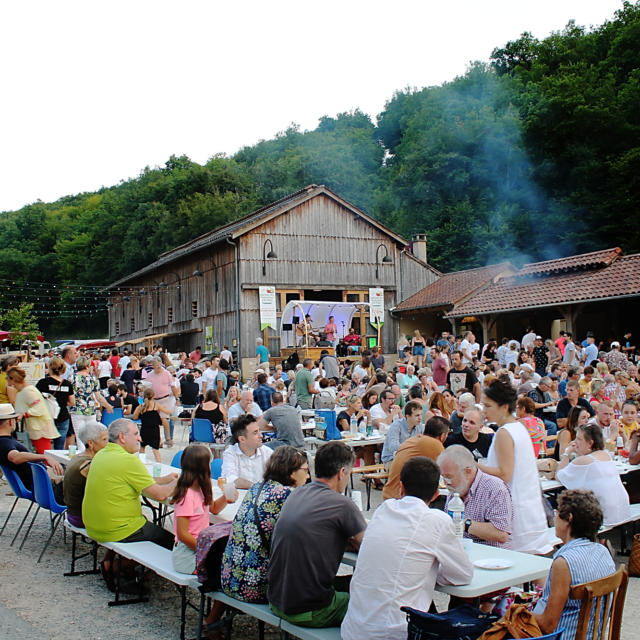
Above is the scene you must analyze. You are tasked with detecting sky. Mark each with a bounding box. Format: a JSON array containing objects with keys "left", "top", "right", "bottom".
[{"left": 0, "top": 0, "right": 625, "bottom": 213}]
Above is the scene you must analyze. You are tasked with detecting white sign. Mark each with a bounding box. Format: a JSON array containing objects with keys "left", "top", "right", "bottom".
[
  {"left": 21, "top": 360, "right": 46, "bottom": 386},
  {"left": 259, "top": 286, "right": 277, "bottom": 330},
  {"left": 369, "top": 288, "right": 384, "bottom": 327}
]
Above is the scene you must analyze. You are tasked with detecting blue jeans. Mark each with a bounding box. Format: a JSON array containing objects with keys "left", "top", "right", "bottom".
[
  {"left": 53, "top": 419, "right": 70, "bottom": 450},
  {"left": 543, "top": 419, "right": 557, "bottom": 436}
]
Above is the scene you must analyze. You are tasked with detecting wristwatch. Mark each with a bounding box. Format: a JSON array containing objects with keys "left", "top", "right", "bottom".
[{"left": 464, "top": 518, "right": 472, "bottom": 533}]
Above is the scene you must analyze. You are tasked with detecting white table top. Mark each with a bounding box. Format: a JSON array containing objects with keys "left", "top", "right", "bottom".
[
  {"left": 306, "top": 435, "right": 385, "bottom": 449},
  {"left": 45, "top": 450, "right": 244, "bottom": 522},
  {"left": 344, "top": 541, "right": 552, "bottom": 598}
]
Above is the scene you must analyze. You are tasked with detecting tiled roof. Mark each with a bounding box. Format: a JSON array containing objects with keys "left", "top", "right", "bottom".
[
  {"left": 517, "top": 247, "right": 622, "bottom": 276},
  {"left": 448, "top": 253, "right": 640, "bottom": 317},
  {"left": 395, "top": 262, "right": 514, "bottom": 312}
]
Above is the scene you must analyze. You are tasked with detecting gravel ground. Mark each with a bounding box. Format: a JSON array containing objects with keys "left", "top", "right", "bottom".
[{"left": 0, "top": 439, "right": 637, "bottom": 639}]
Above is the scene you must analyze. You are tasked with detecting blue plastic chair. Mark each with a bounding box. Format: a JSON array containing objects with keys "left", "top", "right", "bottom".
[
  {"left": 27, "top": 462, "right": 67, "bottom": 563},
  {"left": 100, "top": 407, "right": 124, "bottom": 427},
  {"left": 191, "top": 418, "right": 214, "bottom": 443},
  {"left": 0, "top": 465, "right": 37, "bottom": 547},
  {"left": 170, "top": 450, "right": 184, "bottom": 469},
  {"left": 210, "top": 458, "right": 223, "bottom": 479}
]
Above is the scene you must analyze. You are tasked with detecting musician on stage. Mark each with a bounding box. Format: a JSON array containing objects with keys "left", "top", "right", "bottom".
[
  {"left": 343, "top": 327, "right": 362, "bottom": 353},
  {"left": 296, "top": 314, "right": 319, "bottom": 347}
]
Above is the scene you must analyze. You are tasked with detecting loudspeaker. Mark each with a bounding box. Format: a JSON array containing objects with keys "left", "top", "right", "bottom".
[
  {"left": 282, "top": 323, "right": 292, "bottom": 331},
  {"left": 292, "top": 316, "right": 300, "bottom": 325}
]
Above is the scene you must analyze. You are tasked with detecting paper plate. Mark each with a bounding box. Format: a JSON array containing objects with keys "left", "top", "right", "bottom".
[{"left": 473, "top": 558, "right": 514, "bottom": 570}]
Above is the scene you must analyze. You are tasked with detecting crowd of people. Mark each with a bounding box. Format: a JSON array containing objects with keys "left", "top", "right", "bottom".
[{"left": 0, "top": 326, "right": 636, "bottom": 639}]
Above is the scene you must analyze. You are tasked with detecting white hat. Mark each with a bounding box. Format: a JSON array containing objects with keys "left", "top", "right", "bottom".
[
  {"left": 611, "top": 341, "right": 621, "bottom": 348},
  {"left": 0, "top": 404, "right": 18, "bottom": 420},
  {"left": 255, "top": 368, "right": 265, "bottom": 374}
]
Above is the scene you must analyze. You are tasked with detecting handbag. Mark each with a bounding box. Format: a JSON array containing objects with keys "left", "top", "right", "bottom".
[
  {"left": 42, "top": 392, "right": 61, "bottom": 420},
  {"left": 401, "top": 604, "right": 499, "bottom": 640},
  {"left": 629, "top": 533, "right": 640, "bottom": 577}
]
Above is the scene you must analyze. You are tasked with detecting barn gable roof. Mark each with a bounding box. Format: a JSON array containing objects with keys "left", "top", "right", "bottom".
[{"left": 108, "top": 185, "right": 426, "bottom": 288}]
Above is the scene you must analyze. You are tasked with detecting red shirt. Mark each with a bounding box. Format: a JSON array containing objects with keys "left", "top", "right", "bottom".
[
  {"left": 109, "top": 355, "right": 120, "bottom": 378},
  {"left": 189, "top": 350, "right": 202, "bottom": 363}
]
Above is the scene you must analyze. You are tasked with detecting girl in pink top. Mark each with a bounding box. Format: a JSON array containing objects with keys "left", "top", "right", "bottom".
[{"left": 171, "top": 445, "right": 236, "bottom": 574}]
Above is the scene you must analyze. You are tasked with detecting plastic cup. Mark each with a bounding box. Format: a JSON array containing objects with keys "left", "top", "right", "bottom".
[
  {"left": 217, "top": 476, "right": 226, "bottom": 490},
  {"left": 224, "top": 482, "right": 236, "bottom": 501},
  {"left": 68, "top": 445, "right": 77, "bottom": 457},
  {"left": 152, "top": 463, "right": 162, "bottom": 478}
]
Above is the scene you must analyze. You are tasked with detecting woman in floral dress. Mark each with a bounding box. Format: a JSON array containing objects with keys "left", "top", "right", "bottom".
[{"left": 220, "top": 446, "right": 309, "bottom": 602}]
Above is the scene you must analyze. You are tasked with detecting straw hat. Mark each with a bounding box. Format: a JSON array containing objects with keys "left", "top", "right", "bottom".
[{"left": 0, "top": 404, "right": 18, "bottom": 420}]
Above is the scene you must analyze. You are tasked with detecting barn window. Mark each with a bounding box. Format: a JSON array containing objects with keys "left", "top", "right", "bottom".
[
  {"left": 191, "top": 301, "right": 198, "bottom": 318},
  {"left": 130, "top": 317, "right": 135, "bottom": 332},
  {"left": 115, "top": 321, "right": 120, "bottom": 335},
  {"left": 148, "top": 312, "right": 153, "bottom": 328},
  {"left": 168, "top": 307, "right": 173, "bottom": 323}
]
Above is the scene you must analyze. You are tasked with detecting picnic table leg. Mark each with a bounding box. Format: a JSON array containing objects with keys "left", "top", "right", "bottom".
[
  {"left": 179, "top": 585, "right": 187, "bottom": 640},
  {"left": 195, "top": 590, "right": 206, "bottom": 640}
]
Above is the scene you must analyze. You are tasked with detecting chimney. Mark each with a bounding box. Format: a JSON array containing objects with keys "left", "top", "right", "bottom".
[{"left": 411, "top": 233, "right": 427, "bottom": 263}]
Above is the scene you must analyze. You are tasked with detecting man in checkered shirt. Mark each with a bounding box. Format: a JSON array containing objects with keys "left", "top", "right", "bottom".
[{"left": 438, "top": 445, "right": 513, "bottom": 548}]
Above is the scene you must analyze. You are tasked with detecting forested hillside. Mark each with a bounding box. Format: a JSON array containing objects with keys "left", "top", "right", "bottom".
[{"left": 1, "top": 1, "right": 639, "bottom": 335}]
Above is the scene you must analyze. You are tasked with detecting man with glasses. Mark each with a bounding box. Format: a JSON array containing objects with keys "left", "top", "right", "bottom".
[{"left": 438, "top": 445, "right": 512, "bottom": 548}]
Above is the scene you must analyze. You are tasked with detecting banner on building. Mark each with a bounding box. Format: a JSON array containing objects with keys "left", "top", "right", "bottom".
[
  {"left": 369, "top": 287, "right": 384, "bottom": 328},
  {"left": 259, "top": 286, "right": 277, "bottom": 330},
  {"left": 205, "top": 326, "right": 214, "bottom": 353}
]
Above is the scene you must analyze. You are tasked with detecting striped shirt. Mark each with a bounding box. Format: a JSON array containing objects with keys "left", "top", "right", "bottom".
[{"left": 533, "top": 537, "right": 615, "bottom": 640}]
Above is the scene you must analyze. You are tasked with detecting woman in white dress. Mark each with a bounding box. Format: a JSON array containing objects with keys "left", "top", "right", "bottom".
[
  {"left": 556, "top": 423, "right": 630, "bottom": 526},
  {"left": 479, "top": 378, "right": 552, "bottom": 554}
]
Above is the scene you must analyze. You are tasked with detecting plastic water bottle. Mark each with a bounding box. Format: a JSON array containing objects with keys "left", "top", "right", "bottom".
[
  {"left": 447, "top": 492, "right": 465, "bottom": 539},
  {"left": 358, "top": 418, "right": 366, "bottom": 436},
  {"left": 350, "top": 415, "right": 358, "bottom": 436}
]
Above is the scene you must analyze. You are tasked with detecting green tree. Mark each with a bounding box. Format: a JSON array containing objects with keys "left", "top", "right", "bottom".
[{"left": 2, "top": 303, "right": 40, "bottom": 346}]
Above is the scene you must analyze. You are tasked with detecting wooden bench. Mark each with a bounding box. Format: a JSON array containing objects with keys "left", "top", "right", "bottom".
[
  {"left": 362, "top": 471, "right": 389, "bottom": 510},
  {"left": 349, "top": 463, "right": 384, "bottom": 490}
]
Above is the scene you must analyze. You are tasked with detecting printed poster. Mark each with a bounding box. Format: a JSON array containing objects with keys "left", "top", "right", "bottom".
[
  {"left": 369, "top": 287, "right": 384, "bottom": 328},
  {"left": 259, "top": 286, "right": 277, "bottom": 330},
  {"left": 205, "top": 326, "right": 214, "bottom": 353}
]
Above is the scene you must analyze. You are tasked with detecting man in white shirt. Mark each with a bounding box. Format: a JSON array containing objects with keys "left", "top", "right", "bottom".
[
  {"left": 118, "top": 350, "right": 131, "bottom": 375},
  {"left": 220, "top": 345, "right": 233, "bottom": 366},
  {"left": 221, "top": 414, "right": 272, "bottom": 489},
  {"left": 60, "top": 344, "right": 78, "bottom": 381},
  {"left": 341, "top": 456, "right": 473, "bottom": 640},
  {"left": 563, "top": 333, "right": 578, "bottom": 367},
  {"left": 583, "top": 333, "right": 598, "bottom": 365},
  {"left": 459, "top": 331, "right": 479, "bottom": 366},
  {"left": 227, "top": 390, "right": 263, "bottom": 423},
  {"left": 369, "top": 389, "right": 402, "bottom": 434},
  {"left": 201, "top": 357, "right": 220, "bottom": 395}
]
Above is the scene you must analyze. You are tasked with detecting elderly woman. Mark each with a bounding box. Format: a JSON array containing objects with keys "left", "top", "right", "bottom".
[
  {"left": 532, "top": 490, "right": 616, "bottom": 639},
  {"left": 63, "top": 421, "right": 109, "bottom": 527},
  {"left": 6, "top": 366, "right": 59, "bottom": 454},
  {"left": 556, "top": 423, "right": 630, "bottom": 526},
  {"left": 479, "top": 378, "right": 551, "bottom": 554}
]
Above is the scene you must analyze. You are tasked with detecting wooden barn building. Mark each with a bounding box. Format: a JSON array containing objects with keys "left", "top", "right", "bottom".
[{"left": 107, "top": 185, "right": 438, "bottom": 367}]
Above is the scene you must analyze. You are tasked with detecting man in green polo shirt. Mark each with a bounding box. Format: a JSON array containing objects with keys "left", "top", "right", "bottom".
[
  {"left": 295, "top": 358, "right": 317, "bottom": 409},
  {"left": 83, "top": 418, "right": 177, "bottom": 548}
]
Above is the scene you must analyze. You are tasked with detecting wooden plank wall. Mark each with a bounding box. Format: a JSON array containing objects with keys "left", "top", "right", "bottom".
[{"left": 110, "top": 192, "right": 438, "bottom": 358}]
